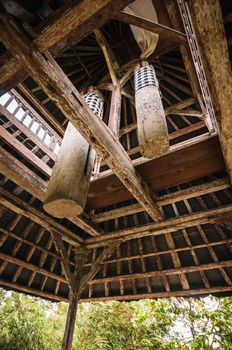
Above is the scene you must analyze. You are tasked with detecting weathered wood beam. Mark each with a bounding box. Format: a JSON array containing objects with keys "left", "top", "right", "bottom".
[
  {"left": 0, "top": 12, "right": 163, "bottom": 222},
  {"left": 0, "top": 186, "right": 83, "bottom": 246},
  {"left": 114, "top": 11, "right": 187, "bottom": 44},
  {"left": 87, "top": 136, "right": 225, "bottom": 209},
  {"left": 0, "top": 0, "right": 134, "bottom": 91},
  {"left": 0, "top": 147, "right": 101, "bottom": 237},
  {"left": 86, "top": 204, "right": 232, "bottom": 248},
  {"left": 108, "top": 84, "right": 122, "bottom": 139},
  {"left": 52, "top": 232, "right": 76, "bottom": 291},
  {"left": 0, "top": 278, "right": 68, "bottom": 302},
  {"left": 0, "top": 146, "right": 48, "bottom": 198},
  {"left": 0, "top": 251, "right": 66, "bottom": 283},
  {"left": 0, "top": 104, "right": 57, "bottom": 161},
  {"left": 11, "top": 88, "right": 62, "bottom": 141},
  {"left": 164, "top": 1, "right": 205, "bottom": 111},
  {"left": 1, "top": 277, "right": 232, "bottom": 302},
  {"left": 89, "top": 260, "right": 232, "bottom": 285},
  {"left": 78, "top": 244, "right": 117, "bottom": 296},
  {"left": 94, "top": 29, "right": 119, "bottom": 86},
  {"left": 92, "top": 178, "right": 230, "bottom": 223},
  {"left": 61, "top": 247, "right": 88, "bottom": 350},
  {"left": 0, "top": 125, "right": 52, "bottom": 177},
  {"left": 187, "top": 0, "right": 232, "bottom": 183},
  {"left": 81, "top": 285, "right": 232, "bottom": 302},
  {"left": 16, "top": 83, "right": 65, "bottom": 136}
]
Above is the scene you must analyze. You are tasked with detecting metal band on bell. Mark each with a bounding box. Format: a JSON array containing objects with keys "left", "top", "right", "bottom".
[
  {"left": 83, "top": 92, "right": 104, "bottom": 119},
  {"left": 134, "top": 65, "right": 159, "bottom": 92}
]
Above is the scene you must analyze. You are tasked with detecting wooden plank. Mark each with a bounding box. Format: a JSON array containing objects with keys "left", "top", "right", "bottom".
[
  {"left": 87, "top": 136, "right": 225, "bottom": 209},
  {"left": 187, "top": 0, "right": 232, "bottom": 182},
  {"left": 0, "top": 0, "right": 134, "bottom": 91},
  {"left": 114, "top": 11, "right": 187, "bottom": 44},
  {"left": 0, "top": 12, "right": 163, "bottom": 222}
]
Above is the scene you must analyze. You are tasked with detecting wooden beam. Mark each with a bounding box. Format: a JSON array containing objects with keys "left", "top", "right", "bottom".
[
  {"left": 94, "top": 29, "right": 119, "bottom": 86},
  {"left": 52, "top": 232, "right": 76, "bottom": 291},
  {"left": 86, "top": 204, "right": 232, "bottom": 248},
  {"left": 108, "top": 84, "right": 122, "bottom": 138},
  {"left": 11, "top": 88, "right": 62, "bottom": 142},
  {"left": 87, "top": 136, "right": 225, "bottom": 209},
  {"left": 164, "top": 0, "right": 206, "bottom": 117},
  {"left": 0, "top": 12, "right": 163, "bottom": 222},
  {"left": 78, "top": 244, "right": 117, "bottom": 296},
  {"left": 187, "top": 0, "right": 232, "bottom": 183},
  {"left": 89, "top": 260, "right": 232, "bottom": 285},
  {"left": 92, "top": 177, "right": 230, "bottom": 222},
  {"left": 0, "top": 0, "right": 134, "bottom": 91},
  {"left": 0, "top": 186, "right": 83, "bottom": 246},
  {"left": 0, "top": 104, "right": 57, "bottom": 161},
  {"left": 61, "top": 247, "right": 88, "bottom": 350},
  {"left": 17, "top": 83, "right": 65, "bottom": 136},
  {"left": 0, "top": 125, "right": 52, "bottom": 177},
  {"left": 80, "top": 285, "right": 232, "bottom": 302},
  {"left": 0, "top": 251, "right": 66, "bottom": 283},
  {"left": 1, "top": 277, "right": 232, "bottom": 302},
  {"left": 0, "top": 278, "right": 68, "bottom": 302},
  {"left": 114, "top": 11, "right": 187, "bottom": 44}
]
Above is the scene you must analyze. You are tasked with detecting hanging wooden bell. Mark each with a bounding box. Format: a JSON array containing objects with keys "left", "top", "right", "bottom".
[
  {"left": 134, "top": 63, "right": 169, "bottom": 159},
  {"left": 43, "top": 91, "right": 104, "bottom": 218}
]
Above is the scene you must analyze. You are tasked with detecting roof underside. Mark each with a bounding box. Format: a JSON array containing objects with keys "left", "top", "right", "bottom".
[{"left": 0, "top": 0, "right": 232, "bottom": 302}]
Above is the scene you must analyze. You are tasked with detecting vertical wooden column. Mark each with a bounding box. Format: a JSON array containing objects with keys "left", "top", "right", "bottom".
[
  {"left": 134, "top": 62, "right": 169, "bottom": 159},
  {"left": 43, "top": 91, "right": 103, "bottom": 218},
  {"left": 108, "top": 84, "right": 122, "bottom": 139},
  {"left": 62, "top": 247, "right": 88, "bottom": 350}
]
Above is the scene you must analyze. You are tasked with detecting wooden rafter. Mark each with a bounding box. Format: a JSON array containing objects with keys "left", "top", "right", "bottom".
[
  {"left": 0, "top": 0, "right": 134, "bottom": 91},
  {"left": 86, "top": 204, "right": 232, "bottom": 248},
  {"left": 114, "top": 11, "right": 187, "bottom": 44},
  {"left": 0, "top": 186, "right": 83, "bottom": 246},
  {"left": 92, "top": 178, "right": 230, "bottom": 223}
]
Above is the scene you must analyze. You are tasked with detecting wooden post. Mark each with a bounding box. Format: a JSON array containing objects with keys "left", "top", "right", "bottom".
[
  {"left": 134, "top": 62, "right": 169, "bottom": 159},
  {"left": 62, "top": 247, "right": 88, "bottom": 350},
  {"left": 44, "top": 91, "right": 103, "bottom": 218},
  {"left": 108, "top": 84, "right": 122, "bottom": 139}
]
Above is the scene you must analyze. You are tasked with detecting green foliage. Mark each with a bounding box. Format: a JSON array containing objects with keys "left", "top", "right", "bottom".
[{"left": 0, "top": 288, "right": 231, "bottom": 350}]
